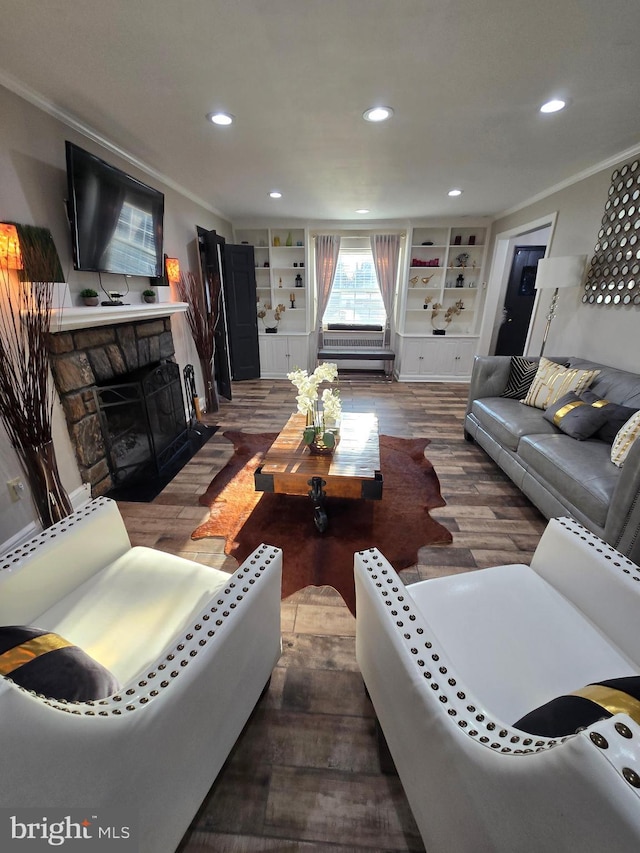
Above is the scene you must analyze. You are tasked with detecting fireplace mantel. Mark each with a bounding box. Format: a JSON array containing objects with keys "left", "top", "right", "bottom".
[{"left": 50, "top": 302, "right": 188, "bottom": 332}]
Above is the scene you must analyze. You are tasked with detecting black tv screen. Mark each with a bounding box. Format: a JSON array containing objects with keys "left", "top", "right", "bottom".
[{"left": 65, "top": 141, "right": 164, "bottom": 277}]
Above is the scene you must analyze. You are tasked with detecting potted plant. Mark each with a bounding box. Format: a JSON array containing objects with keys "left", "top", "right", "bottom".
[
  {"left": 142, "top": 288, "right": 156, "bottom": 303},
  {"left": 80, "top": 288, "right": 99, "bottom": 306}
]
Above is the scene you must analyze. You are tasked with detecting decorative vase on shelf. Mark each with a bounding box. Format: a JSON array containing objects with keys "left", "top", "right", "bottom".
[
  {"left": 273, "top": 235, "right": 281, "bottom": 247},
  {"left": 286, "top": 231, "right": 293, "bottom": 246}
]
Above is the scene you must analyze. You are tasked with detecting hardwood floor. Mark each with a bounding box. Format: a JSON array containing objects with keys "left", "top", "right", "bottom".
[{"left": 116, "top": 375, "right": 547, "bottom": 852}]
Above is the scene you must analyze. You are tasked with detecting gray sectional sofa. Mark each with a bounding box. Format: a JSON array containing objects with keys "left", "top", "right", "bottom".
[{"left": 464, "top": 355, "right": 640, "bottom": 564}]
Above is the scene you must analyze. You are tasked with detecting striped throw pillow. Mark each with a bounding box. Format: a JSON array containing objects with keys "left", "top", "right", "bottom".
[
  {"left": 522, "top": 357, "right": 600, "bottom": 410},
  {"left": 611, "top": 410, "right": 640, "bottom": 467},
  {"left": 501, "top": 356, "right": 539, "bottom": 399}
]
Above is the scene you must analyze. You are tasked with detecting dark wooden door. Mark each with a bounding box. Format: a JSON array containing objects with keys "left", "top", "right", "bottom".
[
  {"left": 222, "top": 243, "right": 260, "bottom": 380},
  {"left": 495, "top": 245, "right": 546, "bottom": 356},
  {"left": 196, "top": 227, "right": 232, "bottom": 402}
]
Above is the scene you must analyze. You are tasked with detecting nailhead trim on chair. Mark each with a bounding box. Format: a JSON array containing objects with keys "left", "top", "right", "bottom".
[
  {"left": 2, "top": 523, "right": 279, "bottom": 717},
  {"left": 357, "top": 517, "right": 640, "bottom": 790}
]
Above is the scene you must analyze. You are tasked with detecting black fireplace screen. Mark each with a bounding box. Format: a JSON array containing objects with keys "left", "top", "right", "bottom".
[{"left": 94, "top": 361, "right": 189, "bottom": 486}]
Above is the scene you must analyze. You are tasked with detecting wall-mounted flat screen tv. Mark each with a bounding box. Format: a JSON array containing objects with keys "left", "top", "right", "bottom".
[{"left": 65, "top": 141, "right": 164, "bottom": 277}]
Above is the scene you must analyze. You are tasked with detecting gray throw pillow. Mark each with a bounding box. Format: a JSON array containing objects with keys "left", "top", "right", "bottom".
[
  {"left": 543, "top": 391, "right": 609, "bottom": 440},
  {"left": 581, "top": 390, "right": 640, "bottom": 444}
]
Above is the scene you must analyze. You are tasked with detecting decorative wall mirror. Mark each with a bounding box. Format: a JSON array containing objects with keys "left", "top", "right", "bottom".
[{"left": 584, "top": 159, "right": 640, "bottom": 306}]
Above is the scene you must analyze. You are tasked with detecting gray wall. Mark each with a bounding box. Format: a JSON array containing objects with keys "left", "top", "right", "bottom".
[
  {"left": 0, "top": 86, "right": 232, "bottom": 544},
  {"left": 488, "top": 161, "right": 640, "bottom": 370}
]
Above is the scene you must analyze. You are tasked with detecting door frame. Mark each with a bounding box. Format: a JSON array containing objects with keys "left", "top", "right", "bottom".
[{"left": 479, "top": 213, "right": 557, "bottom": 357}]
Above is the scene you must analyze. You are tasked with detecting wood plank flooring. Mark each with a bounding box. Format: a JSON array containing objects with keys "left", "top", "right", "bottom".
[{"left": 116, "top": 375, "right": 546, "bottom": 852}]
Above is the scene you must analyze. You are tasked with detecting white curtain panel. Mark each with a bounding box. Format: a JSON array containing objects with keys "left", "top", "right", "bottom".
[
  {"left": 370, "top": 234, "right": 401, "bottom": 344},
  {"left": 314, "top": 234, "right": 341, "bottom": 348}
]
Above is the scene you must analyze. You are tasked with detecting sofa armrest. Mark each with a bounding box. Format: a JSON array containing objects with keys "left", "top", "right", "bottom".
[
  {"left": 465, "top": 356, "right": 513, "bottom": 417},
  {"left": 0, "top": 497, "right": 131, "bottom": 624},
  {"left": 605, "top": 437, "right": 640, "bottom": 565},
  {"left": 531, "top": 517, "right": 640, "bottom": 666}
]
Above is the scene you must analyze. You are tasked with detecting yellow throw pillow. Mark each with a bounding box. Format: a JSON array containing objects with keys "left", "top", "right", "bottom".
[
  {"left": 522, "top": 358, "right": 600, "bottom": 410},
  {"left": 611, "top": 410, "right": 640, "bottom": 468}
]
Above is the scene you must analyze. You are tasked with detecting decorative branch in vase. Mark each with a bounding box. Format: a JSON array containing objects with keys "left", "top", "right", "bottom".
[
  {"left": 177, "top": 269, "right": 219, "bottom": 413},
  {"left": 0, "top": 222, "right": 72, "bottom": 529}
]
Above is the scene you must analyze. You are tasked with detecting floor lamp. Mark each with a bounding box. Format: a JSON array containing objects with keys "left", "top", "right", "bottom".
[{"left": 534, "top": 255, "right": 587, "bottom": 356}]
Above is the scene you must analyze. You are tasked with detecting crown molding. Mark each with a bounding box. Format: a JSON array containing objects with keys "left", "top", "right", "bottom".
[
  {"left": 495, "top": 141, "right": 640, "bottom": 220},
  {"left": 0, "top": 70, "right": 229, "bottom": 221}
]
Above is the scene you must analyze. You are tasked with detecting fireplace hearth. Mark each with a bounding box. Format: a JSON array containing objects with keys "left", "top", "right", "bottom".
[
  {"left": 94, "top": 361, "right": 188, "bottom": 487},
  {"left": 49, "top": 315, "right": 194, "bottom": 496}
]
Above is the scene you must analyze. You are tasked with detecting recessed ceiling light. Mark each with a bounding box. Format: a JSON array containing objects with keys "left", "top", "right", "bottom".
[
  {"left": 363, "top": 106, "right": 394, "bottom": 123},
  {"left": 269, "top": 191, "right": 282, "bottom": 199},
  {"left": 355, "top": 208, "right": 370, "bottom": 214},
  {"left": 207, "top": 111, "right": 234, "bottom": 125},
  {"left": 540, "top": 99, "right": 566, "bottom": 114},
  {"left": 448, "top": 188, "right": 463, "bottom": 197}
]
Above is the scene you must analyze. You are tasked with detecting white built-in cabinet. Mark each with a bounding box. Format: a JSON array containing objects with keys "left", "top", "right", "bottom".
[
  {"left": 234, "top": 226, "right": 311, "bottom": 377},
  {"left": 235, "top": 221, "right": 491, "bottom": 381},
  {"left": 396, "top": 223, "right": 490, "bottom": 380},
  {"left": 258, "top": 334, "right": 309, "bottom": 379},
  {"left": 400, "top": 337, "right": 478, "bottom": 380}
]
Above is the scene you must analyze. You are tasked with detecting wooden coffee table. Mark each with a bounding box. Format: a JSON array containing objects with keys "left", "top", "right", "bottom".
[{"left": 254, "top": 411, "right": 383, "bottom": 532}]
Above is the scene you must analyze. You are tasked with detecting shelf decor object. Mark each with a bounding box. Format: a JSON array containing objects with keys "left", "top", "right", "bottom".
[
  {"left": 535, "top": 255, "right": 587, "bottom": 355},
  {"left": 0, "top": 222, "right": 72, "bottom": 529}
]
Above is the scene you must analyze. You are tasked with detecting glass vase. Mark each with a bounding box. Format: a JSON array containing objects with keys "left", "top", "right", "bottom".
[{"left": 21, "top": 440, "right": 73, "bottom": 529}]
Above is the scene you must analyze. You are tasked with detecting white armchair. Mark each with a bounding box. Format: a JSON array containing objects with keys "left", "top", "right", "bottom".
[
  {"left": 355, "top": 518, "right": 640, "bottom": 852},
  {"left": 0, "top": 497, "right": 282, "bottom": 853}
]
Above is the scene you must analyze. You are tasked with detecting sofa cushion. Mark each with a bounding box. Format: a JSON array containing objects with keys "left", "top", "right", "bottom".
[
  {"left": 581, "top": 390, "right": 640, "bottom": 443},
  {"left": 518, "top": 434, "right": 618, "bottom": 526},
  {"left": 501, "top": 356, "right": 539, "bottom": 399},
  {"left": 542, "top": 392, "right": 609, "bottom": 440},
  {"left": 471, "top": 398, "right": 558, "bottom": 452},
  {"left": 0, "top": 625, "right": 120, "bottom": 701},
  {"left": 523, "top": 357, "right": 600, "bottom": 410},
  {"left": 33, "top": 547, "right": 232, "bottom": 684},
  {"left": 513, "top": 676, "right": 640, "bottom": 737},
  {"left": 611, "top": 411, "right": 640, "bottom": 468}
]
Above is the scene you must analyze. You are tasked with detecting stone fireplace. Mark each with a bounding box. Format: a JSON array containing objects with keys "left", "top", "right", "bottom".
[{"left": 48, "top": 316, "right": 182, "bottom": 495}]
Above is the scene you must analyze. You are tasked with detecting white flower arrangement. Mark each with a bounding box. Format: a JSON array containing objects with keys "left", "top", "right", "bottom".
[{"left": 287, "top": 362, "right": 342, "bottom": 448}]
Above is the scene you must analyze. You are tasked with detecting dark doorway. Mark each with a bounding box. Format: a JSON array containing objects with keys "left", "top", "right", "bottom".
[
  {"left": 495, "top": 245, "right": 546, "bottom": 356},
  {"left": 196, "top": 227, "right": 232, "bottom": 403},
  {"left": 222, "top": 242, "right": 260, "bottom": 380}
]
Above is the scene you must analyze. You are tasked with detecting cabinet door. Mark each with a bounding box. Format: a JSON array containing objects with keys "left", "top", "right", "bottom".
[
  {"left": 453, "top": 339, "right": 478, "bottom": 376},
  {"left": 286, "top": 336, "right": 309, "bottom": 373},
  {"left": 259, "top": 335, "right": 309, "bottom": 377},
  {"left": 400, "top": 338, "right": 427, "bottom": 376}
]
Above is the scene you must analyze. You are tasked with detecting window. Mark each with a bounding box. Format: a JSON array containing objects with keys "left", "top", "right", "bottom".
[{"left": 322, "top": 248, "right": 386, "bottom": 326}]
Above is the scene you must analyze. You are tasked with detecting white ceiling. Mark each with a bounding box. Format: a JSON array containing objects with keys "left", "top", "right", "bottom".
[{"left": 1, "top": 0, "right": 640, "bottom": 224}]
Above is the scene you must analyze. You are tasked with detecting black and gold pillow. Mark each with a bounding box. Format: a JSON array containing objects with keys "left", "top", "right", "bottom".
[
  {"left": 0, "top": 626, "right": 120, "bottom": 701},
  {"left": 514, "top": 676, "right": 640, "bottom": 737},
  {"left": 542, "top": 391, "right": 609, "bottom": 440},
  {"left": 501, "top": 356, "right": 539, "bottom": 399},
  {"left": 581, "top": 390, "right": 640, "bottom": 444}
]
